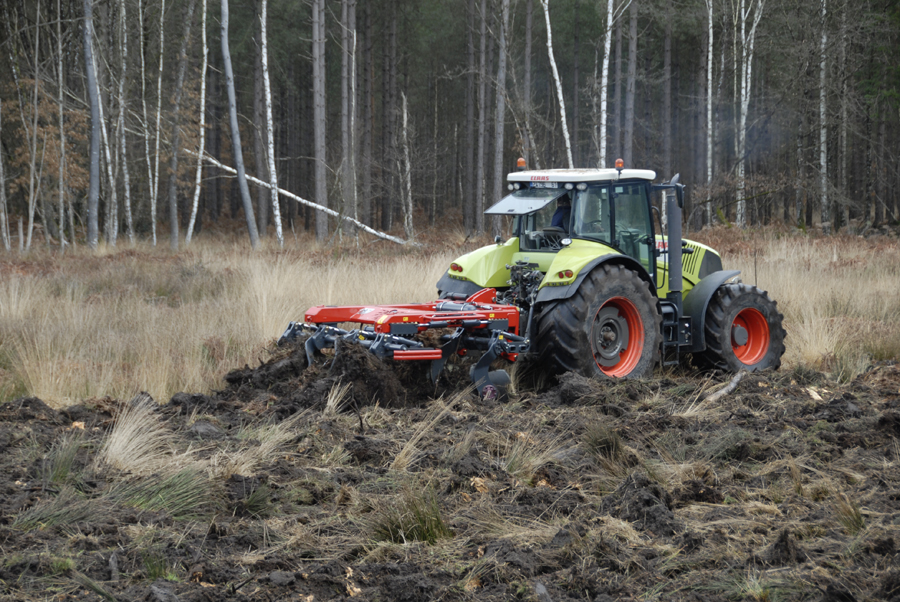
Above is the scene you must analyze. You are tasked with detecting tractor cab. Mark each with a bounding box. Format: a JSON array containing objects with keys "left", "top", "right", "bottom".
[{"left": 488, "top": 169, "right": 658, "bottom": 282}]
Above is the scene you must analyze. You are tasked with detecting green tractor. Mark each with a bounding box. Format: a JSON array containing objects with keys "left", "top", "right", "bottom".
[{"left": 437, "top": 164, "right": 786, "bottom": 379}]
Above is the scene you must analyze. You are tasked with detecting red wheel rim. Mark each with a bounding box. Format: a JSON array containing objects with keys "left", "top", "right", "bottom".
[
  {"left": 591, "top": 296, "right": 644, "bottom": 378},
  {"left": 732, "top": 308, "right": 770, "bottom": 365}
]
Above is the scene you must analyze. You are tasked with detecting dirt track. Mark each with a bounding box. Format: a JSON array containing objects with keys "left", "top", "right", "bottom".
[{"left": 1, "top": 343, "right": 899, "bottom": 601}]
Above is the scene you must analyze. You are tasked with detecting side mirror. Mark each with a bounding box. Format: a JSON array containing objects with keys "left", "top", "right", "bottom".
[{"left": 675, "top": 184, "right": 684, "bottom": 209}]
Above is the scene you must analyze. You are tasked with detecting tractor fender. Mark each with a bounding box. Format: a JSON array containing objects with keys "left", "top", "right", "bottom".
[
  {"left": 534, "top": 254, "right": 655, "bottom": 305},
  {"left": 683, "top": 269, "right": 741, "bottom": 353},
  {"left": 436, "top": 271, "right": 486, "bottom": 299}
]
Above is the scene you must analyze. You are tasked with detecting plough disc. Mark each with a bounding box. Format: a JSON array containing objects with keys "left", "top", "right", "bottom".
[{"left": 278, "top": 288, "right": 529, "bottom": 399}]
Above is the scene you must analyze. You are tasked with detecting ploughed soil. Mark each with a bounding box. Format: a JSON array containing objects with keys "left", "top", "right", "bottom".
[{"left": 1, "top": 341, "right": 900, "bottom": 601}]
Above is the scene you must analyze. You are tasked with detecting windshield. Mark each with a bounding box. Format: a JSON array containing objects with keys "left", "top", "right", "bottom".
[
  {"left": 572, "top": 182, "right": 655, "bottom": 276},
  {"left": 485, "top": 187, "right": 568, "bottom": 215}
]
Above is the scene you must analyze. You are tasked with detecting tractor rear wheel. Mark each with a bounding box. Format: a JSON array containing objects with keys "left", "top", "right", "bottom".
[
  {"left": 536, "top": 264, "right": 661, "bottom": 379},
  {"left": 698, "top": 283, "right": 785, "bottom": 372}
]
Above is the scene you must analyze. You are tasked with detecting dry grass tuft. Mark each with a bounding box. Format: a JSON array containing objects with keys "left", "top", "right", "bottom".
[
  {"left": 833, "top": 492, "right": 866, "bottom": 535},
  {"left": 371, "top": 486, "right": 453, "bottom": 545},
  {"left": 391, "top": 396, "right": 456, "bottom": 471},
  {"left": 95, "top": 395, "right": 176, "bottom": 476},
  {"left": 208, "top": 411, "right": 306, "bottom": 478}
]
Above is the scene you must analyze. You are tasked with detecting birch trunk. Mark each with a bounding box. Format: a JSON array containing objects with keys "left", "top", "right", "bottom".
[
  {"left": 151, "top": 0, "right": 166, "bottom": 245},
  {"left": 491, "top": 0, "right": 510, "bottom": 236},
  {"left": 539, "top": 0, "right": 574, "bottom": 168},
  {"left": 623, "top": 0, "right": 637, "bottom": 167},
  {"left": 598, "top": 0, "right": 614, "bottom": 167},
  {"left": 663, "top": 0, "right": 672, "bottom": 181},
  {"left": 165, "top": 0, "right": 198, "bottom": 250},
  {"left": 464, "top": 0, "right": 475, "bottom": 234},
  {"left": 186, "top": 0, "right": 209, "bottom": 244},
  {"left": 84, "top": 0, "right": 101, "bottom": 249},
  {"left": 818, "top": 0, "right": 829, "bottom": 231},
  {"left": 221, "top": 0, "right": 260, "bottom": 248},
  {"left": 735, "top": 0, "right": 765, "bottom": 228},
  {"left": 56, "top": 0, "right": 67, "bottom": 247},
  {"left": 839, "top": 0, "right": 848, "bottom": 230},
  {"left": 340, "top": 0, "right": 357, "bottom": 236},
  {"left": 474, "top": 0, "right": 487, "bottom": 232},
  {"left": 25, "top": 0, "right": 41, "bottom": 250},
  {"left": 118, "top": 0, "right": 134, "bottom": 244},
  {"left": 261, "top": 0, "right": 284, "bottom": 246},
  {"left": 0, "top": 103, "right": 9, "bottom": 250},
  {"left": 95, "top": 48, "right": 118, "bottom": 246},
  {"left": 312, "top": 0, "right": 328, "bottom": 241},
  {"left": 705, "top": 0, "right": 714, "bottom": 226},
  {"left": 400, "top": 92, "right": 414, "bottom": 240},
  {"left": 523, "top": 0, "right": 533, "bottom": 166}
]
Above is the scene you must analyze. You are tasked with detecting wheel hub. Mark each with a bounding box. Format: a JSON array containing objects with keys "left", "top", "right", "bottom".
[
  {"left": 593, "top": 306, "right": 630, "bottom": 367},
  {"left": 731, "top": 324, "right": 749, "bottom": 347}
]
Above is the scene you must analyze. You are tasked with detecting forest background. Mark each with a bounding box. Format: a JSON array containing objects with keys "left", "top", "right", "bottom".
[{"left": 0, "top": 0, "right": 898, "bottom": 251}]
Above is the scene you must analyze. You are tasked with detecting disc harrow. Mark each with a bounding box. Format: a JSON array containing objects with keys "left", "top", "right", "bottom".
[{"left": 278, "top": 288, "right": 530, "bottom": 399}]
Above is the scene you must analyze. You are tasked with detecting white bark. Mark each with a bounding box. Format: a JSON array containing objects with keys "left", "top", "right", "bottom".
[
  {"left": 705, "top": 0, "right": 714, "bottom": 226},
  {"left": 94, "top": 37, "right": 119, "bottom": 246},
  {"left": 312, "top": 0, "right": 328, "bottom": 241},
  {"left": 260, "top": 0, "right": 284, "bottom": 247},
  {"left": 57, "top": 0, "right": 67, "bottom": 247},
  {"left": 491, "top": 0, "right": 509, "bottom": 237},
  {"left": 189, "top": 150, "right": 416, "bottom": 246},
  {"left": 400, "top": 92, "right": 414, "bottom": 240},
  {"left": 598, "top": 0, "right": 614, "bottom": 167},
  {"left": 25, "top": 0, "right": 40, "bottom": 250},
  {"left": 139, "top": 0, "right": 153, "bottom": 244},
  {"left": 539, "top": 0, "right": 574, "bottom": 168},
  {"left": 152, "top": 0, "right": 166, "bottom": 245},
  {"left": 84, "top": 0, "right": 101, "bottom": 249},
  {"left": 0, "top": 102, "right": 9, "bottom": 250},
  {"left": 118, "top": 0, "right": 134, "bottom": 244},
  {"left": 735, "top": 0, "right": 765, "bottom": 228},
  {"left": 818, "top": 0, "right": 828, "bottom": 231},
  {"left": 186, "top": 0, "right": 209, "bottom": 245}
]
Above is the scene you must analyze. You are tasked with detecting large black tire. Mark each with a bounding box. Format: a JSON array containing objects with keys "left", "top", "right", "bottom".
[
  {"left": 536, "top": 264, "right": 662, "bottom": 379},
  {"left": 698, "top": 283, "right": 786, "bottom": 372}
]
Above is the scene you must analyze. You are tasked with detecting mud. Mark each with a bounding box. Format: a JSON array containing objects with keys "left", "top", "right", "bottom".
[{"left": 1, "top": 350, "right": 900, "bottom": 600}]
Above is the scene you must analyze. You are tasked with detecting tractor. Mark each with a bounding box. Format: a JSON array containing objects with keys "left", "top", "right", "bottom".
[{"left": 281, "top": 161, "right": 785, "bottom": 398}]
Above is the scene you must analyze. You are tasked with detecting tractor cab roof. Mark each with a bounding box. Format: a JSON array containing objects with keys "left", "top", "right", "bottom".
[{"left": 507, "top": 168, "right": 657, "bottom": 183}]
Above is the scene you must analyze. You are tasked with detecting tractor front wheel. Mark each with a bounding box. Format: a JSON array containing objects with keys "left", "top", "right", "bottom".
[
  {"left": 698, "top": 283, "right": 785, "bottom": 372},
  {"left": 536, "top": 264, "right": 661, "bottom": 379}
]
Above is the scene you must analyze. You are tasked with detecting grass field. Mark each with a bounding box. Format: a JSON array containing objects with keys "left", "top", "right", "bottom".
[
  {"left": 1, "top": 227, "right": 900, "bottom": 601},
  {"left": 1, "top": 227, "right": 898, "bottom": 407}
]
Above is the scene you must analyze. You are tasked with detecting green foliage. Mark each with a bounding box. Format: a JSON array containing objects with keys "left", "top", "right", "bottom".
[
  {"left": 372, "top": 487, "right": 453, "bottom": 545},
  {"left": 106, "top": 468, "right": 214, "bottom": 520},
  {"left": 12, "top": 487, "right": 95, "bottom": 530},
  {"left": 142, "top": 552, "right": 179, "bottom": 582},
  {"left": 42, "top": 431, "right": 84, "bottom": 486}
]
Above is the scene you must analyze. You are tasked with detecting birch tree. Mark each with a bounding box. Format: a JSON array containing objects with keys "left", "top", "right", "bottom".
[
  {"left": 84, "top": 0, "right": 101, "bottom": 249},
  {"left": 340, "top": 0, "right": 357, "bottom": 236},
  {"left": 818, "top": 0, "right": 829, "bottom": 231},
  {"left": 705, "top": 0, "right": 714, "bottom": 225},
  {"left": 56, "top": 0, "right": 67, "bottom": 248},
  {"left": 474, "top": 0, "right": 487, "bottom": 232},
  {"left": 399, "top": 92, "right": 413, "bottom": 239},
  {"left": 0, "top": 103, "right": 9, "bottom": 250},
  {"left": 25, "top": 1, "right": 40, "bottom": 250},
  {"left": 464, "top": 0, "right": 475, "bottom": 234},
  {"left": 261, "top": 0, "right": 284, "bottom": 246},
  {"left": 623, "top": 0, "right": 637, "bottom": 166},
  {"left": 118, "top": 0, "right": 134, "bottom": 244},
  {"left": 735, "top": 0, "right": 765, "bottom": 228},
  {"left": 151, "top": 0, "right": 166, "bottom": 245},
  {"left": 491, "top": 0, "right": 510, "bottom": 236},
  {"left": 312, "top": 0, "right": 328, "bottom": 242},
  {"left": 186, "top": 0, "right": 209, "bottom": 244},
  {"left": 222, "top": 0, "right": 260, "bottom": 248},
  {"left": 539, "top": 0, "right": 574, "bottom": 168}
]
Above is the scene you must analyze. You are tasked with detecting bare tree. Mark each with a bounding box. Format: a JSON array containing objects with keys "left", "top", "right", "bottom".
[
  {"left": 735, "top": 0, "right": 765, "bottom": 227},
  {"left": 464, "top": 0, "right": 475, "bottom": 234},
  {"left": 118, "top": 0, "right": 134, "bottom": 244},
  {"left": 56, "top": 0, "right": 67, "bottom": 248},
  {"left": 399, "top": 92, "right": 414, "bottom": 239},
  {"left": 313, "top": 0, "right": 328, "bottom": 242},
  {"left": 151, "top": 0, "right": 166, "bottom": 245},
  {"left": 623, "top": 0, "right": 637, "bottom": 166},
  {"left": 221, "top": 0, "right": 260, "bottom": 248},
  {"left": 25, "top": 0, "right": 41, "bottom": 250},
  {"left": 84, "top": 0, "right": 101, "bottom": 249},
  {"left": 475, "top": 0, "right": 487, "bottom": 232},
  {"left": 705, "top": 0, "right": 714, "bottom": 226},
  {"left": 818, "top": 0, "right": 829, "bottom": 230},
  {"left": 186, "top": 0, "right": 209, "bottom": 245},
  {"left": 341, "top": 0, "right": 357, "bottom": 235},
  {"left": 539, "top": 0, "right": 574, "bottom": 168},
  {"left": 0, "top": 102, "right": 9, "bottom": 250},
  {"left": 261, "top": 0, "right": 284, "bottom": 246},
  {"left": 491, "top": 0, "right": 510, "bottom": 236}
]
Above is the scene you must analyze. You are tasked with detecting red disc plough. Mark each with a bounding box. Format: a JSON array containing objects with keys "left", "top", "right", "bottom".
[{"left": 278, "top": 288, "right": 530, "bottom": 399}]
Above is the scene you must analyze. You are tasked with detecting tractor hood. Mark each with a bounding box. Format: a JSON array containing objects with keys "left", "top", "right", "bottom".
[{"left": 484, "top": 187, "right": 569, "bottom": 215}]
